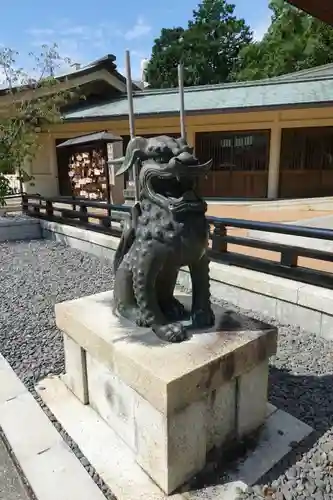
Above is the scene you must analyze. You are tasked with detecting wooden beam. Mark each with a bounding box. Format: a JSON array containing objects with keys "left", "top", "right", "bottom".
[{"left": 286, "top": 0, "right": 333, "bottom": 25}]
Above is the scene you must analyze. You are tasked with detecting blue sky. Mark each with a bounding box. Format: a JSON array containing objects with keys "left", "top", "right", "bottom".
[{"left": 0, "top": 0, "right": 272, "bottom": 80}]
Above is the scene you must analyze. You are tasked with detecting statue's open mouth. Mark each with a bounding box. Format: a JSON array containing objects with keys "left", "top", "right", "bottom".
[
  {"left": 149, "top": 153, "right": 213, "bottom": 212},
  {"left": 151, "top": 175, "right": 197, "bottom": 204}
]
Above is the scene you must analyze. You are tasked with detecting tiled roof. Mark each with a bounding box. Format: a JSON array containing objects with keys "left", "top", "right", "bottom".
[
  {"left": 0, "top": 54, "right": 140, "bottom": 94},
  {"left": 63, "top": 72, "right": 333, "bottom": 121},
  {"left": 56, "top": 131, "right": 122, "bottom": 148},
  {"left": 271, "top": 63, "right": 333, "bottom": 81}
]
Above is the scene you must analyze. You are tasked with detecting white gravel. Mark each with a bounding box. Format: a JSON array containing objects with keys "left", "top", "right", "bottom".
[
  {"left": 0, "top": 214, "right": 31, "bottom": 224},
  {"left": 0, "top": 239, "right": 114, "bottom": 388},
  {"left": 1, "top": 238, "right": 333, "bottom": 500},
  {"left": 0, "top": 239, "right": 116, "bottom": 499}
]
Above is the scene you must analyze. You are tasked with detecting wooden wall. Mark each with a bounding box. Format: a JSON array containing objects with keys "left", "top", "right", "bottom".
[
  {"left": 195, "top": 130, "right": 270, "bottom": 198},
  {"left": 280, "top": 127, "right": 333, "bottom": 198}
]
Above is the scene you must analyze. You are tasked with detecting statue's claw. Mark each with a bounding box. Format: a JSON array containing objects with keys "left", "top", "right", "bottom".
[
  {"left": 153, "top": 322, "right": 188, "bottom": 343},
  {"left": 192, "top": 308, "right": 215, "bottom": 329}
]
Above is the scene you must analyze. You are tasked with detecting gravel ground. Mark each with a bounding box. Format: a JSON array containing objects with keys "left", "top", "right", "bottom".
[
  {"left": 1, "top": 238, "right": 333, "bottom": 500},
  {"left": 0, "top": 214, "right": 31, "bottom": 224},
  {"left": 0, "top": 239, "right": 116, "bottom": 499},
  {"left": 228, "top": 316, "right": 333, "bottom": 500}
]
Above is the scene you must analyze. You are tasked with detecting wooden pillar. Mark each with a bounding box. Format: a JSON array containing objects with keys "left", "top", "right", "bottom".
[
  {"left": 267, "top": 125, "right": 282, "bottom": 199},
  {"left": 107, "top": 141, "right": 125, "bottom": 205},
  {"left": 187, "top": 129, "right": 196, "bottom": 150}
]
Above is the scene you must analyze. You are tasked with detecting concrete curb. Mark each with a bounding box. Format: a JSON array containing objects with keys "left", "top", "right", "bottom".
[
  {"left": 0, "top": 354, "right": 107, "bottom": 500},
  {"left": 0, "top": 430, "right": 32, "bottom": 500},
  {"left": 0, "top": 218, "right": 41, "bottom": 243}
]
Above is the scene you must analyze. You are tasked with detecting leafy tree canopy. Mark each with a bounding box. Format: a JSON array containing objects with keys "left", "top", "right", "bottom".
[
  {"left": 147, "top": 0, "right": 252, "bottom": 88},
  {"left": 230, "top": 0, "right": 333, "bottom": 81},
  {"left": 147, "top": 0, "right": 333, "bottom": 88},
  {"left": 0, "top": 44, "right": 74, "bottom": 206}
]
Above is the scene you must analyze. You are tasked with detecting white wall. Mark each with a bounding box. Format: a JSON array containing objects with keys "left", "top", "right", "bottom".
[{"left": 25, "top": 134, "right": 59, "bottom": 196}]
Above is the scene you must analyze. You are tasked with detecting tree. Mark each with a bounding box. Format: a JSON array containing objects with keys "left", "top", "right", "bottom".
[
  {"left": 146, "top": 28, "right": 187, "bottom": 89},
  {"left": 0, "top": 44, "right": 74, "bottom": 206},
  {"left": 232, "top": 0, "right": 333, "bottom": 81},
  {"left": 147, "top": 0, "right": 252, "bottom": 88}
]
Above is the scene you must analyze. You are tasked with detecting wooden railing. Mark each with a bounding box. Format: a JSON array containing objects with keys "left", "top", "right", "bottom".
[
  {"left": 22, "top": 194, "right": 333, "bottom": 290},
  {"left": 209, "top": 217, "right": 333, "bottom": 289},
  {"left": 22, "top": 194, "right": 131, "bottom": 237}
]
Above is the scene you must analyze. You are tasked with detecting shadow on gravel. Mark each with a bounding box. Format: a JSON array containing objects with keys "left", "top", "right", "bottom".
[
  {"left": 256, "top": 366, "right": 333, "bottom": 484},
  {"left": 269, "top": 366, "right": 333, "bottom": 434},
  {"left": 225, "top": 365, "right": 333, "bottom": 492}
]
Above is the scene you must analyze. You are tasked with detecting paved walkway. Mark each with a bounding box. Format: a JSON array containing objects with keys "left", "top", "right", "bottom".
[
  {"left": 293, "top": 213, "right": 333, "bottom": 229},
  {"left": 206, "top": 202, "right": 333, "bottom": 223},
  {"left": 0, "top": 435, "right": 31, "bottom": 500}
]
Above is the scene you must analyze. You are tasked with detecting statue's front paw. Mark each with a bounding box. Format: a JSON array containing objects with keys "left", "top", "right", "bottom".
[
  {"left": 192, "top": 308, "right": 215, "bottom": 329},
  {"left": 153, "top": 322, "right": 188, "bottom": 343}
]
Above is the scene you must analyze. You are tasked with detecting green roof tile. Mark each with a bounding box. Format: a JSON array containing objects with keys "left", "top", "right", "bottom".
[
  {"left": 63, "top": 73, "right": 333, "bottom": 121},
  {"left": 271, "top": 63, "right": 333, "bottom": 81}
]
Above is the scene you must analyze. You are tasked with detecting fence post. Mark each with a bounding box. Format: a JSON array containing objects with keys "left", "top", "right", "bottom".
[
  {"left": 33, "top": 199, "right": 41, "bottom": 216},
  {"left": 100, "top": 216, "right": 111, "bottom": 229},
  {"left": 22, "top": 194, "right": 28, "bottom": 213},
  {"left": 45, "top": 200, "right": 54, "bottom": 217},
  {"left": 280, "top": 249, "right": 298, "bottom": 267},
  {"left": 211, "top": 222, "right": 227, "bottom": 252},
  {"left": 79, "top": 204, "right": 88, "bottom": 223}
]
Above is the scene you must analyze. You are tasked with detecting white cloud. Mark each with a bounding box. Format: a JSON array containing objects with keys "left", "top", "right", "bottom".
[
  {"left": 23, "top": 17, "right": 151, "bottom": 80},
  {"left": 26, "top": 28, "right": 55, "bottom": 37},
  {"left": 26, "top": 24, "right": 93, "bottom": 73},
  {"left": 252, "top": 15, "right": 271, "bottom": 41},
  {"left": 26, "top": 22, "right": 110, "bottom": 62},
  {"left": 124, "top": 16, "right": 151, "bottom": 41},
  {"left": 60, "top": 26, "right": 87, "bottom": 36}
]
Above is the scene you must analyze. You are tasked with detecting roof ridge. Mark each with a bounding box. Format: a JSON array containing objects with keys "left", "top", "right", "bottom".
[{"left": 129, "top": 72, "right": 333, "bottom": 97}]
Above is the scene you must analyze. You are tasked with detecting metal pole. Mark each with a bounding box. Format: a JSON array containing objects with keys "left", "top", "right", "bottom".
[
  {"left": 125, "top": 50, "right": 140, "bottom": 202},
  {"left": 178, "top": 63, "right": 186, "bottom": 141}
]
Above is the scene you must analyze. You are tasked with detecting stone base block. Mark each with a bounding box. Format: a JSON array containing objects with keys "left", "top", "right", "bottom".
[
  {"left": 55, "top": 290, "right": 277, "bottom": 494},
  {"left": 36, "top": 376, "right": 313, "bottom": 500},
  {"left": 0, "top": 216, "right": 41, "bottom": 242}
]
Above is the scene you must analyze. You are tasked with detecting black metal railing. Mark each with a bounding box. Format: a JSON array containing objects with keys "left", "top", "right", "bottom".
[{"left": 22, "top": 194, "right": 333, "bottom": 290}]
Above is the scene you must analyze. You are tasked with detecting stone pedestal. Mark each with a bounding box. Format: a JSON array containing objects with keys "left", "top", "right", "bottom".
[{"left": 55, "top": 291, "right": 277, "bottom": 495}]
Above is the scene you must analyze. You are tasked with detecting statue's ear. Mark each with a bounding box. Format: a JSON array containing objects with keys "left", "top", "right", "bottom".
[
  {"left": 116, "top": 149, "right": 148, "bottom": 176},
  {"left": 176, "top": 137, "right": 193, "bottom": 155}
]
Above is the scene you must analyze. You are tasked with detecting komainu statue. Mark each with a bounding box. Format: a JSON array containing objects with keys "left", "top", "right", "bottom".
[{"left": 111, "top": 135, "right": 215, "bottom": 343}]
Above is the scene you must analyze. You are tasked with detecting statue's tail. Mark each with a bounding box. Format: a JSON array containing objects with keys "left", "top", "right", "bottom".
[
  {"left": 113, "top": 227, "right": 135, "bottom": 274},
  {"left": 113, "top": 203, "right": 141, "bottom": 274}
]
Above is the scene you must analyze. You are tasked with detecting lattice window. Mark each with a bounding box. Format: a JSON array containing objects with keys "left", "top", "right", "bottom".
[
  {"left": 195, "top": 130, "right": 270, "bottom": 171},
  {"left": 281, "top": 127, "right": 333, "bottom": 171}
]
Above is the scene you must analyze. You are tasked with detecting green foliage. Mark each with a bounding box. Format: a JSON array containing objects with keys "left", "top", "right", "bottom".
[
  {"left": 147, "top": 0, "right": 252, "bottom": 88},
  {"left": 146, "top": 27, "right": 187, "bottom": 89},
  {"left": 0, "top": 174, "right": 10, "bottom": 206},
  {"left": 147, "top": 0, "right": 333, "bottom": 88},
  {"left": 232, "top": 0, "right": 333, "bottom": 81},
  {"left": 0, "top": 44, "right": 74, "bottom": 205}
]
